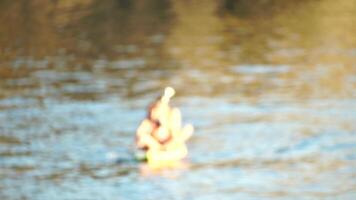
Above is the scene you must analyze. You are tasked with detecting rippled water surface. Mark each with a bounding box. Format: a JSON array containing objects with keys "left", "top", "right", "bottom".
[{"left": 1, "top": 0, "right": 355, "bottom": 199}]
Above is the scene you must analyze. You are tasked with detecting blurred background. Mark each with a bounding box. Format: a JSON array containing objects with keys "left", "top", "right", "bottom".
[{"left": 0, "top": 0, "right": 355, "bottom": 199}]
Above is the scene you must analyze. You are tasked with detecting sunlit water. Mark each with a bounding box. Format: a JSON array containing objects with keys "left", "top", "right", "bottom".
[{"left": 1, "top": 0, "right": 356, "bottom": 199}]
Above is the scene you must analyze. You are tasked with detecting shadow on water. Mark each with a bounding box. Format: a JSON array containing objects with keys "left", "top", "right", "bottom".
[{"left": 0, "top": 0, "right": 355, "bottom": 199}]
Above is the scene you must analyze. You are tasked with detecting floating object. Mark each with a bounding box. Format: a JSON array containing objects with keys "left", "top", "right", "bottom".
[{"left": 135, "top": 87, "right": 193, "bottom": 168}]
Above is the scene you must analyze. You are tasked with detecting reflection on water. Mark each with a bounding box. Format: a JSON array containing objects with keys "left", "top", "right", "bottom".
[{"left": 0, "top": 0, "right": 355, "bottom": 199}]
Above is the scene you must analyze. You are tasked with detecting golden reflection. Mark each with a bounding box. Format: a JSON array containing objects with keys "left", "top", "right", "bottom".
[
  {"left": 221, "top": 0, "right": 356, "bottom": 99},
  {"left": 52, "top": 0, "right": 94, "bottom": 27},
  {"left": 0, "top": 0, "right": 355, "bottom": 99},
  {"left": 165, "top": 0, "right": 225, "bottom": 68},
  {"left": 0, "top": 0, "right": 171, "bottom": 60}
]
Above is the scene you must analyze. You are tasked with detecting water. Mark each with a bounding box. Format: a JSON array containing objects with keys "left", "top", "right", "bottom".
[{"left": 1, "top": 0, "right": 356, "bottom": 199}]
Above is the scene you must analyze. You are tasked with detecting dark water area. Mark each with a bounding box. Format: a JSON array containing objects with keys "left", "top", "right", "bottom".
[{"left": 0, "top": 0, "right": 355, "bottom": 199}]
